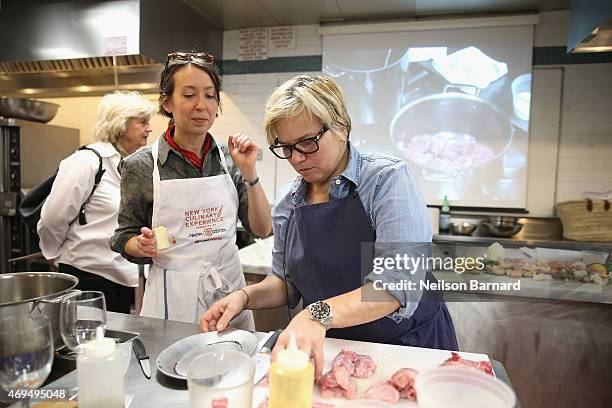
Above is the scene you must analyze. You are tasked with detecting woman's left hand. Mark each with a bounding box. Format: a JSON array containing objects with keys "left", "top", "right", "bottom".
[
  {"left": 228, "top": 133, "right": 258, "bottom": 178},
  {"left": 271, "top": 310, "right": 326, "bottom": 380}
]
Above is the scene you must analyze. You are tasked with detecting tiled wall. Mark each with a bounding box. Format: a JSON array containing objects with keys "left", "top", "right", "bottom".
[
  {"left": 534, "top": 11, "right": 612, "bottom": 206},
  {"left": 212, "top": 25, "right": 322, "bottom": 201},
  {"left": 212, "top": 72, "right": 290, "bottom": 200},
  {"left": 555, "top": 64, "right": 612, "bottom": 204}
]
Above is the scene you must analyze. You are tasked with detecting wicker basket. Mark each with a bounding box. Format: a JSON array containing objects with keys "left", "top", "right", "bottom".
[{"left": 556, "top": 199, "right": 612, "bottom": 241}]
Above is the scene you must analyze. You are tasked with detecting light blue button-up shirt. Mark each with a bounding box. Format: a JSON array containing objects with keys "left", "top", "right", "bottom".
[{"left": 270, "top": 143, "right": 433, "bottom": 322}]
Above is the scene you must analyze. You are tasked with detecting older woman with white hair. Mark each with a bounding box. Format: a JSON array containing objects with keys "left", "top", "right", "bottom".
[{"left": 38, "top": 91, "right": 156, "bottom": 313}]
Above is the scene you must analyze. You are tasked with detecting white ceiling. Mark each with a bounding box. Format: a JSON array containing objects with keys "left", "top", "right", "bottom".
[{"left": 182, "top": 0, "right": 570, "bottom": 30}]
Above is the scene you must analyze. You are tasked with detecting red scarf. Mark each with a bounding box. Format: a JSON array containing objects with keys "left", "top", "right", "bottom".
[{"left": 164, "top": 125, "right": 212, "bottom": 170}]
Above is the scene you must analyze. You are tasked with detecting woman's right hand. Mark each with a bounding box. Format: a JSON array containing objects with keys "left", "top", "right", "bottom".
[
  {"left": 133, "top": 227, "right": 157, "bottom": 257},
  {"left": 200, "top": 290, "right": 249, "bottom": 332}
]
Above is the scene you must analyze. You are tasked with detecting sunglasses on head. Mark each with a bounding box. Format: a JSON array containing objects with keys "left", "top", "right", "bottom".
[{"left": 164, "top": 52, "right": 214, "bottom": 68}]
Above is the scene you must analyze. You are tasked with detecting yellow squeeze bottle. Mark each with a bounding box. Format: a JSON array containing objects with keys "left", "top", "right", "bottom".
[{"left": 268, "top": 334, "right": 314, "bottom": 408}]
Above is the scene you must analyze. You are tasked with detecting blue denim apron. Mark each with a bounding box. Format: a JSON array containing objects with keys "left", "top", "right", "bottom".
[{"left": 284, "top": 191, "right": 458, "bottom": 350}]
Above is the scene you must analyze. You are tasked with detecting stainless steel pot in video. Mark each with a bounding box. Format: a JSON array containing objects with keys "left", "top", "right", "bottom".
[
  {"left": 390, "top": 89, "right": 514, "bottom": 196},
  {"left": 0, "top": 272, "right": 79, "bottom": 350},
  {"left": 324, "top": 48, "right": 410, "bottom": 147}
]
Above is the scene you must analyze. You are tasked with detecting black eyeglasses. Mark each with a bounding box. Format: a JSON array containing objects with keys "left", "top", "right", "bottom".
[
  {"left": 269, "top": 125, "right": 328, "bottom": 159},
  {"left": 165, "top": 52, "right": 214, "bottom": 68}
]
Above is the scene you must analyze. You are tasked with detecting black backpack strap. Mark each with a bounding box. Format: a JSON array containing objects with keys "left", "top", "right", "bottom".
[{"left": 77, "top": 146, "right": 106, "bottom": 225}]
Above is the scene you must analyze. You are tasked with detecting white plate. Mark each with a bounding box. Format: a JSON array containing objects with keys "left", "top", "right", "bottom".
[{"left": 155, "top": 329, "right": 258, "bottom": 380}]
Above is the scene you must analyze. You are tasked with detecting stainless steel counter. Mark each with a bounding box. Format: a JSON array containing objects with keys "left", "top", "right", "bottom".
[{"left": 31, "top": 312, "right": 515, "bottom": 408}]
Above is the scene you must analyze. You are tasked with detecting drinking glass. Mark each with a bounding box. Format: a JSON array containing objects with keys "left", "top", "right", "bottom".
[
  {"left": 187, "top": 350, "right": 255, "bottom": 408},
  {"left": 0, "top": 317, "right": 54, "bottom": 407},
  {"left": 59, "top": 291, "right": 107, "bottom": 353}
]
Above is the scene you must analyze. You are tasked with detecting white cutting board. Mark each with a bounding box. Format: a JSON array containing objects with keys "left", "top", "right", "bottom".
[{"left": 253, "top": 337, "right": 492, "bottom": 407}]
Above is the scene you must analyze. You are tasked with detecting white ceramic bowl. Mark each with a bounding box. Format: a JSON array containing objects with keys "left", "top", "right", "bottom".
[{"left": 415, "top": 367, "right": 516, "bottom": 408}]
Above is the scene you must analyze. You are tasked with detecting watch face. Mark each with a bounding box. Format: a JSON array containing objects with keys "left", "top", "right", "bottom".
[{"left": 311, "top": 301, "right": 331, "bottom": 320}]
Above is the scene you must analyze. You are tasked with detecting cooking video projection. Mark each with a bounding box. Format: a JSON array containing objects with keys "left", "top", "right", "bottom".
[{"left": 323, "top": 25, "right": 534, "bottom": 209}]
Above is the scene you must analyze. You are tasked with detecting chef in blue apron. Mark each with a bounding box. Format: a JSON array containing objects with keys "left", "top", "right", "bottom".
[{"left": 200, "top": 75, "right": 457, "bottom": 378}]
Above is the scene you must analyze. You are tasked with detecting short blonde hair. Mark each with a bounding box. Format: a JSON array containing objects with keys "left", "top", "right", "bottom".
[
  {"left": 93, "top": 91, "right": 156, "bottom": 143},
  {"left": 263, "top": 75, "right": 351, "bottom": 145}
]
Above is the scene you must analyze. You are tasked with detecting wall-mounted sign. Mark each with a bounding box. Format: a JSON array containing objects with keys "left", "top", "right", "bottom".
[
  {"left": 268, "top": 26, "right": 296, "bottom": 50},
  {"left": 239, "top": 28, "right": 268, "bottom": 61}
]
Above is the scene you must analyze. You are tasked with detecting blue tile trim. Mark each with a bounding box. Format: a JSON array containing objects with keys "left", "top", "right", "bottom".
[
  {"left": 533, "top": 46, "right": 612, "bottom": 65},
  {"left": 219, "top": 56, "right": 322, "bottom": 75},
  {"left": 219, "top": 48, "right": 611, "bottom": 75}
]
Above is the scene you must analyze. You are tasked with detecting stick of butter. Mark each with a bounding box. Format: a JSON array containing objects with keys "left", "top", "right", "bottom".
[{"left": 153, "top": 226, "right": 170, "bottom": 249}]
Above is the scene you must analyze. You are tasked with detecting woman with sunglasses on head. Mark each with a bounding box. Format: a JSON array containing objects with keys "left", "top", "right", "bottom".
[
  {"left": 200, "top": 75, "right": 457, "bottom": 379},
  {"left": 111, "top": 52, "right": 271, "bottom": 326}
]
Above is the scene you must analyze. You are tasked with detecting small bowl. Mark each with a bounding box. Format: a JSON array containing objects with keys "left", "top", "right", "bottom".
[
  {"left": 451, "top": 222, "right": 477, "bottom": 236},
  {"left": 415, "top": 367, "right": 516, "bottom": 408},
  {"left": 482, "top": 221, "right": 523, "bottom": 237}
]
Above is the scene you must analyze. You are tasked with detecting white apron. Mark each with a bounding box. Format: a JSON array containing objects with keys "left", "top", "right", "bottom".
[{"left": 140, "top": 139, "right": 254, "bottom": 329}]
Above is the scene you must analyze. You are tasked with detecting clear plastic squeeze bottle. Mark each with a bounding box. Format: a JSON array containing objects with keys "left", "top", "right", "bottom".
[{"left": 77, "top": 326, "right": 124, "bottom": 408}]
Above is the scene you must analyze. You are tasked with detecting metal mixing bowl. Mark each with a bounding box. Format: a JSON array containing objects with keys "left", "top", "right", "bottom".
[
  {"left": 0, "top": 97, "right": 60, "bottom": 123},
  {"left": 488, "top": 216, "right": 519, "bottom": 228},
  {"left": 451, "top": 222, "right": 477, "bottom": 236},
  {"left": 482, "top": 221, "right": 523, "bottom": 237}
]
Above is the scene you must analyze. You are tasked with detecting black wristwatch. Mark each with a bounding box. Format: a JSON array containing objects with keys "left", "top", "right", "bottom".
[{"left": 308, "top": 301, "right": 333, "bottom": 330}]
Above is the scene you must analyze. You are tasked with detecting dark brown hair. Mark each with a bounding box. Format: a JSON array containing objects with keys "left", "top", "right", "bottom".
[{"left": 158, "top": 51, "right": 223, "bottom": 119}]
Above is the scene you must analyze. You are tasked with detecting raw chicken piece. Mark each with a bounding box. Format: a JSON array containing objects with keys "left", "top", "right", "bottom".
[
  {"left": 389, "top": 368, "right": 419, "bottom": 401},
  {"left": 332, "top": 365, "right": 352, "bottom": 390},
  {"left": 320, "top": 386, "right": 348, "bottom": 400},
  {"left": 331, "top": 378, "right": 357, "bottom": 400},
  {"left": 318, "top": 366, "right": 357, "bottom": 400},
  {"left": 400, "top": 386, "right": 417, "bottom": 400},
  {"left": 332, "top": 349, "right": 358, "bottom": 374},
  {"left": 353, "top": 355, "right": 377, "bottom": 378},
  {"left": 319, "top": 349, "right": 377, "bottom": 400},
  {"left": 401, "top": 132, "right": 495, "bottom": 172},
  {"left": 330, "top": 349, "right": 376, "bottom": 379},
  {"left": 363, "top": 382, "right": 401, "bottom": 404},
  {"left": 389, "top": 368, "right": 419, "bottom": 389},
  {"left": 319, "top": 370, "right": 340, "bottom": 389},
  {"left": 440, "top": 352, "right": 493, "bottom": 376}
]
